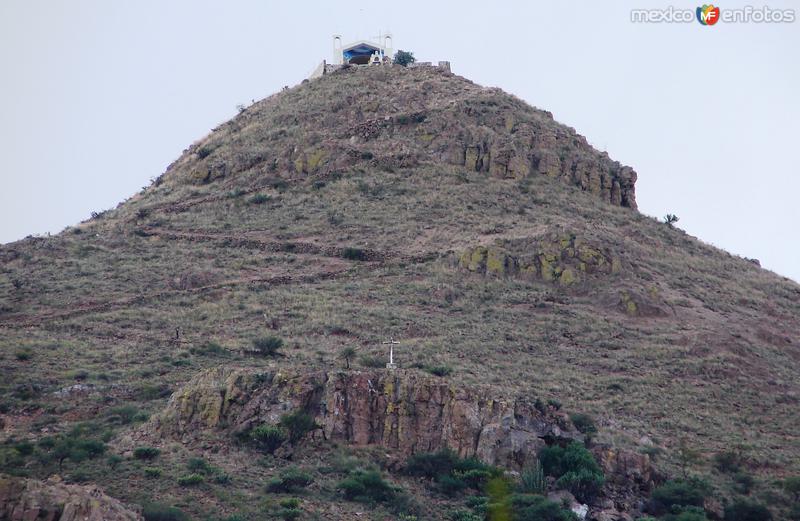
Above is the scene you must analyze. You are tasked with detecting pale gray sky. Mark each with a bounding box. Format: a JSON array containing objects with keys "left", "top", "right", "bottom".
[{"left": 1, "top": 1, "right": 798, "bottom": 281}]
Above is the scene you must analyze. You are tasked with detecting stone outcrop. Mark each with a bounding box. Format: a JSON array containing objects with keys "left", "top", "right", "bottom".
[
  {"left": 459, "top": 232, "right": 620, "bottom": 285},
  {"left": 176, "top": 66, "right": 637, "bottom": 209},
  {"left": 151, "top": 368, "right": 580, "bottom": 469},
  {"left": 0, "top": 475, "right": 143, "bottom": 521}
]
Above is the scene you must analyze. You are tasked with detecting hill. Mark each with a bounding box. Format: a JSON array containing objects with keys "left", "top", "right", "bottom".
[{"left": 1, "top": 64, "right": 798, "bottom": 521}]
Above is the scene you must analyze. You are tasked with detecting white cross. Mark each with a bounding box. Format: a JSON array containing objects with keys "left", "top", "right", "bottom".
[{"left": 382, "top": 337, "right": 400, "bottom": 366}]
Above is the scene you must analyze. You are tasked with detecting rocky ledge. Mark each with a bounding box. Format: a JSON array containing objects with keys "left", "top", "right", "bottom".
[
  {"left": 151, "top": 368, "right": 581, "bottom": 469},
  {"left": 0, "top": 475, "right": 143, "bottom": 521}
]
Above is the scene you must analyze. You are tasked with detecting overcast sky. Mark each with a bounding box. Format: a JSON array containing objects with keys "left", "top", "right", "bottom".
[{"left": 1, "top": 1, "right": 798, "bottom": 282}]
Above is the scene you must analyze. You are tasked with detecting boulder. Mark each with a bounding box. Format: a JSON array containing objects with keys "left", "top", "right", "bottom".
[{"left": 0, "top": 475, "right": 143, "bottom": 521}]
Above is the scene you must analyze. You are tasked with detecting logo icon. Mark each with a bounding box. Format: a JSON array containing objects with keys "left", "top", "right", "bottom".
[{"left": 697, "top": 4, "right": 721, "bottom": 25}]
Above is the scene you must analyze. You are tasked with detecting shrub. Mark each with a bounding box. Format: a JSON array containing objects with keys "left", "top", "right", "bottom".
[
  {"left": 196, "top": 146, "right": 213, "bottom": 159},
  {"left": 393, "top": 50, "right": 415, "bottom": 66},
  {"left": 724, "top": 500, "right": 772, "bottom": 521},
  {"left": 15, "top": 349, "right": 32, "bottom": 361},
  {"left": 437, "top": 473, "right": 467, "bottom": 497},
  {"left": 280, "top": 411, "right": 318, "bottom": 443},
  {"left": 733, "top": 472, "right": 755, "bottom": 494},
  {"left": 359, "top": 354, "right": 385, "bottom": 368},
  {"left": 144, "top": 467, "right": 162, "bottom": 478},
  {"left": 520, "top": 460, "right": 546, "bottom": 494},
  {"left": 266, "top": 467, "right": 313, "bottom": 493},
  {"left": 190, "top": 341, "right": 226, "bottom": 357},
  {"left": 342, "top": 247, "right": 368, "bottom": 261},
  {"left": 133, "top": 447, "right": 161, "bottom": 461},
  {"left": 252, "top": 336, "right": 283, "bottom": 357},
  {"left": 280, "top": 498, "right": 300, "bottom": 509},
  {"left": 509, "top": 494, "right": 578, "bottom": 521},
  {"left": 106, "top": 454, "right": 123, "bottom": 469},
  {"left": 650, "top": 478, "right": 711, "bottom": 515},
  {"left": 278, "top": 508, "right": 301, "bottom": 521},
  {"left": 338, "top": 469, "right": 396, "bottom": 503},
  {"left": 662, "top": 506, "right": 710, "bottom": 521},
  {"left": 569, "top": 413, "right": 597, "bottom": 436},
  {"left": 425, "top": 365, "right": 453, "bottom": 377},
  {"left": 45, "top": 436, "right": 106, "bottom": 470},
  {"left": 406, "top": 449, "right": 458, "bottom": 479},
  {"left": 142, "top": 503, "right": 188, "bottom": 521},
  {"left": 107, "top": 405, "right": 143, "bottom": 425},
  {"left": 556, "top": 468, "right": 605, "bottom": 503},
  {"left": 177, "top": 473, "right": 204, "bottom": 486},
  {"left": 664, "top": 214, "right": 680, "bottom": 227},
  {"left": 251, "top": 424, "right": 287, "bottom": 454},
  {"left": 539, "top": 442, "right": 601, "bottom": 478},
  {"left": 784, "top": 476, "right": 800, "bottom": 502},
  {"left": 187, "top": 457, "right": 214, "bottom": 474},
  {"left": 248, "top": 193, "right": 269, "bottom": 205},
  {"left": 450, "top": 510, "right": 483, "bottom": 521},
  {"left": 713, "top": 450, "right": 743, "bottom": 474}
]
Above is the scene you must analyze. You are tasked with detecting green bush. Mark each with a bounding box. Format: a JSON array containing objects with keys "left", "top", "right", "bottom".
[
  {"left": 280, "top": 411, "right": 318, "bottom": 443},
  {"left": 733, "top": 472, "right": 755, "bottom": 494},
  {"left": 662, "top": 506, "right": 710, "bottom": 521},
  {"left": 252, "top": 336, "right": 283, "bottom": 357},
  {"left": 450, "top": 510, "right": 483, "bottom": 521},
  {"left": 278, "top": 508, "right": 302, "bottom": 521},
  {"left": 279, "top": 498, "right": 301, "bottom": 509},
  {"left": 107, "top": 405, "right": 144, "bottom": 425},
  {"left": 393, "top": 50, "right": 415, "bottom": 66},
  {"left": 650, "top": 478, "right": 711, "bottom": 515},
  {"left": 509, "top": 494, "right": 578, "bottom": 521},
  {"left": 713, "top": 450, "right": 743, "bottom": 474},
  {"left": 539, "top": 442, "right": 601, "bottom": 478},
  {"left": 569, "top": 413, "right": 597, "bottom": 436},
  {"left": 266, "top": 467, "right": 313, "bottom": 493},
  {"left": 248, "top": 193, "right": 270, "bottom": 205},
  {"left": 14, "top": 349, "right": 32, "bottom": 361},
  {"left": 186, "top": 457, "right": 214, "bottom": 474},
  {"left": 142, "top": 503, "right": 188, "bottom": 521},
  {"left": 338, "top": 469, "right": 396, "bottom": 503},
  {"left": 342, "top": 247, "right": 368, "bottom": 261},
  {"left": 437, "top": 473, "right": 467, "bottom": 497},
  {"left": 784, "top": 476, "right": 800, "bottom": 502},
  {"left": 251, "top": 424, "right": 287, "bottom": 454},
  {"left": 406, "top": 449, "right": 459, "bottom": 478},
  {"left": 425, "top": 365, "right": 453, "bottom": 377},
  {"left": 555, "top": 468, "right": 605, "bottom": 503},
  {"left": 724, "top": 500, "right": 772, "bottom": 521},
  {"left": 177, "top": 473, "right": 204, "bottom": 486},
  {"left": 133, "top": 447, "right": 161, "bottom": 460},
  {"left": 359, "top": 354, "right": 385, "bottom": 368},
  {"left": 144, "top": 467, "right": 162, "bottom": 478},
  {"left": 43, "top": 435, "right": 107, "bottom": 470}
]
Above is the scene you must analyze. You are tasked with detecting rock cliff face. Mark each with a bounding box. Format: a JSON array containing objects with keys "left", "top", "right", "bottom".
[
  {"left": 459, "top": 231, "right": 621, "bottom": 286},
  {"left": 0, "top": 475, "right": 143, "bottom": 521},
  {"left": 152, "top": 367, "right": 580, "bottom": 469}
]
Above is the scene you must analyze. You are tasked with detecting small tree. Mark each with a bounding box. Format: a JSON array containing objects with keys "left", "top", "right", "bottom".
[
  {"left": 340, "top": 347, "right": 357, "bottom": 369},
  {"left": 664, "top": 214, "right": 680, "bottom": 227},
  {"left": 393, "top": 50, "right": 415, "bottom": 67}
]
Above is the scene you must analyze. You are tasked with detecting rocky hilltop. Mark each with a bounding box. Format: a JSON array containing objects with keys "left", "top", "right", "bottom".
[{"left": 0, "top": 64, "right": 798, "bottom": 521}]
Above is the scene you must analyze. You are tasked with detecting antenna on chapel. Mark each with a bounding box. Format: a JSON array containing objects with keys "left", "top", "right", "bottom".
[{"left": 332, "top": 35, "right": 343, "bottom": 64}]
